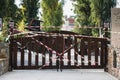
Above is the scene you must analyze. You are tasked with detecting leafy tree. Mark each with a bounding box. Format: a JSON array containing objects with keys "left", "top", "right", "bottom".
[
  {"left": 8, "top": 0, "right": 17, "bottom": 17},
  {"left": 73, "top": 26, "right": 92, "bottom": 36},
  {"left": 0, "top": 0, "right": 8, "bottom": 18},
  {"left": 73, "top": 0, "right": 116, "bottom": 27},
  {"left": 73, "top": 0, "right": 93, "bottom": 36},
  {"left": 7, "top": 0, "right": 23, "bottom": 27},
  {"left": 41, "top": 0, "right": 63, "bottom": 27},
  {"left": 74, "top": 0, "right": 91, "bottom": 26},
  {"left": 17, "top": 6, "right": 26, "bottom": 31},
  {"left": 0, "top": 0, "right": 12, "bottom": 37},
  {"left": 0, "top": 0, "right": 23, "bottom": 37},
  {"left": 0, "top": 0, "right": 22, "bottom": 26},
  {"left": 21, "top": 0, "right": 40, "bottom": 23},
  {"left": 90, "top": 0, "right": 116, "bottom": 27},
  {"left": 73, "top": 0, "right": 116, "bottom": 37}
]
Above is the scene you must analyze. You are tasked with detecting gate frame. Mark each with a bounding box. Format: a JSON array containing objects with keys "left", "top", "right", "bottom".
[{"left": 9, "top": 31, "right": 109, "bottom": 71}]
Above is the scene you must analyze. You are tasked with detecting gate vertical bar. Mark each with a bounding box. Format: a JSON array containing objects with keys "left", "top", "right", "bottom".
[
  {"left": 60, "top": 36, "right": 64, "bottom": 70},
  {"left": 95, "top": 40, "right": 98, "bottom": 66},
  {"left": 88, "top": 39, "right": 91, "bottom": 66},
  {"left": 67, "top": 37, "right": 71, "bottom": 67},
  {"left": 9, "top": 38, "right": 13, "bottom": 71},
  {"left": 80, "top": 38, "right": 85, "bottom": 66},
  {"left": 21, "top": 38, "right": 24, "bottom": 68},
  {"left": 100, "top": 41, "right": 104, "bottom": 67},
  {"left": 49, "top": 37, "right": 52, "bottom": 67},
  {"left": 42, "top": 37, "right": 45, "bottom": 68},
  {"left": 35, "top": 53, "right": 38, "bottom": 67},
  {"left": 13, "top": 40, "right": 18, "bottom": 68},
  {"left": 104, "top": 40, "right": 108, "bottom": 71},
  {"left": 28, "top": 38, "right": 32, "bottom": 67},
  {"left": 35, "top": 39, "right": 38, "bottom": 67},
  {"left": 102, "top": 41, "right": 106, "bottom": 67},
  {"left": 74, "top": 37, "right": 78, "bottom": 66}
]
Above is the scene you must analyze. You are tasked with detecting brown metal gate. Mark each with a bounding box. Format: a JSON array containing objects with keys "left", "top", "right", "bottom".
[{"left": 9, "top": 31, "right": 108, "bottom": 70}]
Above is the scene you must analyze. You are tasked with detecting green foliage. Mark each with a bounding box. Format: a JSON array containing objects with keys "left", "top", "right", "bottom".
[
  {"left": 17, "top": 6, "right": 26, "bottom": 31},
  {"left": 0, "top": 35, "right": 5, "bottom": 42},
  {"left": 0, "top": 32, "right": 8, "bottom": 42},
  {"left": 73, "top": 0, "right": 117, "bottom": 27},
  {"left": 0, "top": 0, "right": 8, "bottom": 18},
  {"left": 0, "top": 0, "right": 9, "bottom": 35},
  {"left": 72, "top": 27, "right": 80, "bottom": 34},
  {"left": 0, "top": 20, "right": 8, "bottom": 42},
  {"left": 74, "top": 0, "right": 92, "bottom": 26},
  {"left": 73, "top": 27, "right": 92, "bottom": 36},
  {"left": 41, "top": 0, "right": 63, "bottom": 27},
  {"left": 0, "top": 19, "right": 9, "bottom": 39},
  {"left": 0, "top": 0, "right": 22, "bottom": 25},
  {"left": 8, "top": 0, "right": 18, "bottom": 19},
  {"left": 73, "top": 26, "right": 99, "bottom": 37},
  {"left": 90, "top": 0, "right": 116, "bottom": 26},
  {"left": 21, "top": 0, "right": 40, "bottom": 23},
  {"left": 0, "top": 0, "right": 23, "bottom": 36},
  {"left": 91, "top": 28, "right": 99, "bottom": 37},
  {"left": 73, "top": 0, "right": 116, "bottom": 37},
  {"left": 18, "top": 19, "right": 25, "bottom": 31},
  {"left": 42, "top": 26, "right": 60, "bottom": 32}
]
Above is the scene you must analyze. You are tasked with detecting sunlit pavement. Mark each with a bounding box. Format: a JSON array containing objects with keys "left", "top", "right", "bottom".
[{"left": 0, "top": 69, "right": 118, "bottom": 80}]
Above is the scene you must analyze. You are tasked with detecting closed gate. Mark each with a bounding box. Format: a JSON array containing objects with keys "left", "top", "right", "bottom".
[{"left": 9, "top": 31, "right": 108, "bottom": 70}]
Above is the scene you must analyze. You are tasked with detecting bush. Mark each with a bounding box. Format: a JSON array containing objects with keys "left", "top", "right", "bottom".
[
  {"left": 0, "top": 35, "right": 5, "bottom": 42},
  {"left": 92, "top": 28, "right": 99, "bottom": 37},
  {"left": 73, "top": 26, "right": 99, "bottom": 37},
  {"left": 41, "top": 26, "right": 61, "bottom": 32},
  {"left": 73, "top": 27, "right": 92, "bottom": 36}
]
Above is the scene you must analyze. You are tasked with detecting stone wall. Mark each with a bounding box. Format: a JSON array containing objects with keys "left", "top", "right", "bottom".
[
  {"left": 107, "top": 8, "right": 120, "bottom": 80},
  {"left": 0, "top": 59, "right": 8, "bottom": 75},
  {"left": 108, "top": 45, "right": 120, "bottom": 79},
  {"left": 0, "top": 42, "right": 9, "bottom": 76}
]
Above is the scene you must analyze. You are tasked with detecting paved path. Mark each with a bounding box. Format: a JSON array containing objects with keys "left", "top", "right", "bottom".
[{"left": 0, "top": 69, "right": 118, "bottom": 80}]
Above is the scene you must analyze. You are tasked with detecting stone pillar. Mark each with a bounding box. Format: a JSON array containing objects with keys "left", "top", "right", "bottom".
[
  {"left": 0, "top": 42, "right": 9, "bottom": 75},
  {"left": 107, "top": 8, "right": 120, "bottom": 79},
  {"left": 111, "top": 8, "right": 120, "bottom": 48}
]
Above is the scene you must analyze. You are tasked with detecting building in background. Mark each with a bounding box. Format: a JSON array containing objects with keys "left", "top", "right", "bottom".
[{"left": 61, "top": 16, "right": 75, "bottom": 31}]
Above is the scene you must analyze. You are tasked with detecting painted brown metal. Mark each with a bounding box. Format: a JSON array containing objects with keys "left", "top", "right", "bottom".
[{"left": 9, "top": 31, "right": 108, "bottom": 70}]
